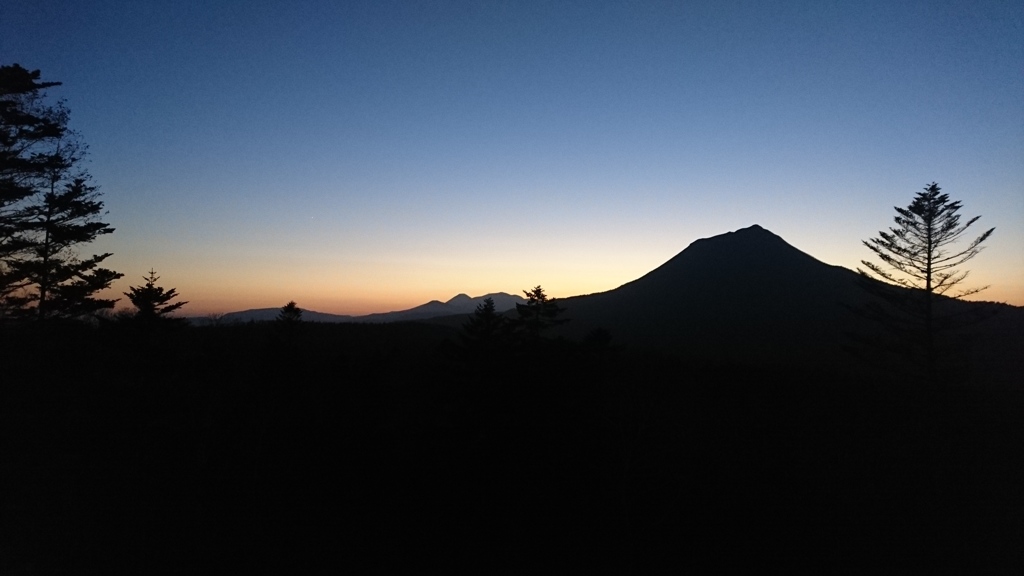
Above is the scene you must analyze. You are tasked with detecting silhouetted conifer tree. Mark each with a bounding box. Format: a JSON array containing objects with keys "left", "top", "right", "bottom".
[
  {"left": 278, "top": 301, "right": 303, "bottom": 322},
  {"left": 857, "top": 182, "right": 994, "bottom": 383},
  {"left": 124, "top": 269, "right": 187, "bottom": 323},
  {"left": 2, "top": 64, "right": 66, "bottom": 312},
  {"left": 512, "top": 285, "right": 567, "bottom": 342},
  {"left": 0, "top": 64, "right": 121, "bottom": 320},
  {"left": 460, "top": 297, "right": 509, "bottom": 354},
  {"left": 7, "top": 178, "right": 121, "bottom": 320}
]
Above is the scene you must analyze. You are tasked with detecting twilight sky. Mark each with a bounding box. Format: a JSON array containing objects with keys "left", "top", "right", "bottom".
[{"left": 4, "top": 0, "right": 1022, "bottom": 314}]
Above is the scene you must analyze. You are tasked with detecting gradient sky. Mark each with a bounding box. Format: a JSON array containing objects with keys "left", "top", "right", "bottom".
[{"left": 4, "top": 0, "right": 1022, "bottom": 315}]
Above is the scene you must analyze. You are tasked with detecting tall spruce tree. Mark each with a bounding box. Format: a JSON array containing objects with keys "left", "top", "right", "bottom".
[
  {"left": 0, "top": 64, "right": 122, "bottom": 320},
  {"left": 1, "top": 64, "right": 65, "bottom": 309},
  {"left": 857, "top": 182, "right": 994, "bottom": 382}
]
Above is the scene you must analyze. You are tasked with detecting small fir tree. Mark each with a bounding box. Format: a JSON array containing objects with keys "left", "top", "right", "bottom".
[
  {"left": 512, "top": 285, "right": 567, "bottom": 342},
  {"left": 278, "top": 301, "right": 303, "bottom": 322},
  {"left": 460, "top": 297, "right": 509, "bottom": 353},
  {"left": 124, "top": 269, "right": 187, "bottom": 323}
]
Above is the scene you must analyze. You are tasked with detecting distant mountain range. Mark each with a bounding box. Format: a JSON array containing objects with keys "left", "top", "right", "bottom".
[
  {"left": 202, "top": 292, "right": 525, "bottom": 325},
  {"left": 194, "top": 224, "right": 1022, "bottom": 385}
]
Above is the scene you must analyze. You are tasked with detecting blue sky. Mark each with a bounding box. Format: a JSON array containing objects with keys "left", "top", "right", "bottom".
[{"left": 4, "top": 0, "right": 1022, "bottom": 313}]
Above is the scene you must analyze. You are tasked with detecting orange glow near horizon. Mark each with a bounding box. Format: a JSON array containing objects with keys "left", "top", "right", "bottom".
[
  {"left": 105, "top": 248, "right": 1023, "bottom": 318},
  {"left": 9, "top": 1, "right": 1022, "bottom": 321}
]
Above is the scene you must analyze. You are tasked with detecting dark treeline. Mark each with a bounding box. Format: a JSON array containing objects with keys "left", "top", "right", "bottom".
[{"left": 3, "top": 318, "right": 1022, "bottom": 574}]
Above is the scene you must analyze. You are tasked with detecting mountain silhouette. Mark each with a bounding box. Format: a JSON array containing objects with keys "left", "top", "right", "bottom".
[
  {"left": 212, "top": 292, "right": 524, "bottom": 324},
  {"left": 201, "top": 225, "right": 1021, "bottom": 384},
  {"left": 355, "top": 292, "right": 525, "bottom": 323},
  {"left": 555, "top": 224, "right": 1023, "bottom": 378}
]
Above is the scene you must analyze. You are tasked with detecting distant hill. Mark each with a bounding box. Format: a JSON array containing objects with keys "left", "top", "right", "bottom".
[
  {"left": 355, "top": 292, "right": 525, "bottom": 323},
  {"left": 206, "top": 292, "right": 524, "bottom": 325},
  {"left": 213, "top": 308, "right": 354, "bottom": 324}
]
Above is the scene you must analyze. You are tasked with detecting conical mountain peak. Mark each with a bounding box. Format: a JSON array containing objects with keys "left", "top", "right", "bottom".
[
  {"left": 558, "top": 225, "right": 865, "bottom": 358},
  {"left": 686, "top": 224, "right": 789, "bottom": 252},
  {"left": 445, "top": 293, "right": 473, "bottom": 305},
  {"left": 622, "top": 225, "right": 819, "bottom": 293}
]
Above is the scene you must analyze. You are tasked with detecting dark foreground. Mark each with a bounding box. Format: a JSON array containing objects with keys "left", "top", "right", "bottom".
[{"left": 3, "top": 321, "right": 1022, "bottom": 574}]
